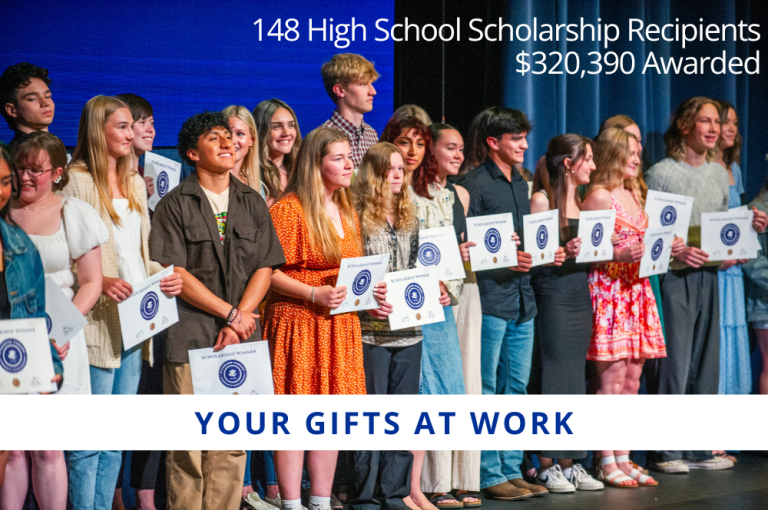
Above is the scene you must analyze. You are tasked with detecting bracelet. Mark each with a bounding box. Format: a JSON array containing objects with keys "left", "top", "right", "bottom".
[
  {"left": 226, "top": 306, "right": 238, "bottom": 325},
  {"left": 310, "top": 287, "right": 315, "bottom": 303}
]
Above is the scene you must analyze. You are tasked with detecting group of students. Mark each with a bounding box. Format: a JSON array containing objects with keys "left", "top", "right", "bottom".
[{"left": 0, "top": 52, "right": 767, "bottom": 510}]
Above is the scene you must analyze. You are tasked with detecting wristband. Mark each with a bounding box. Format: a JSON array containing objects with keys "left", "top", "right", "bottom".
[
  {"left": 227, "top": 306, "right": 238, "bottom": 325},
  {"left": 310, "top": 287, "right": 315, "bottom": 303}
]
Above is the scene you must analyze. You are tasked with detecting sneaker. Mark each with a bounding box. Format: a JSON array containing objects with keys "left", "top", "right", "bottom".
[
  {"left": 246, "top": 493, "right": 280, "bottom": 510},
  {"left": 684, "top": 457, "right": 734, "bottom": 470},
  {"left": 563, "top": 464, "right": 604, "bottom": 491},
  {"left": 265, "top": 496, "right": 282, "bottom": 509},
  {"left": 648, "top": 460, "right": 690, "bottom": 474},
  {"left": 535, "top": 465, "right": 576, "bottom": 493}
]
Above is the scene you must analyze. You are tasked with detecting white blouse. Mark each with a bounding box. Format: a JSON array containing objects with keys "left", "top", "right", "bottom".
[{"left": 112, "top": 199, "right": 149, "bottom": 287}]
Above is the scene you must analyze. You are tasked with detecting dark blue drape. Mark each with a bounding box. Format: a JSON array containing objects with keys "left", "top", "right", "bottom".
[{"left": 502, "top": 0, "right": 766, "bottom": 199}]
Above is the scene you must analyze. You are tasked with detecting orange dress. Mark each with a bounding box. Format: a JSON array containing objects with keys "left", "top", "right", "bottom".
[
  {"left": 263, "top": 194, "right": 367, "bottom": 395},
  {"left": 587, "top": 193, "right": 667, "bottom": 361}
]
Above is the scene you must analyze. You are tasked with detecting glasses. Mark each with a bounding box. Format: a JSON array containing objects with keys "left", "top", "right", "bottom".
[{"left": 16, "top": 167, "right": 53, "bottom": 179}]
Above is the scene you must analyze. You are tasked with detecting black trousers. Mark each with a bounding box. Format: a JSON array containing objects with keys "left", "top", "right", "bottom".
[
  {"left": 348, "top": 451, "right": 413, "bottom": 510},
  {"left": 363, "top": 342, "right": 421, "bottom": 395}
]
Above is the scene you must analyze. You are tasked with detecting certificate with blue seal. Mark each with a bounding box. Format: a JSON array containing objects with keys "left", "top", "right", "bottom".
[
  {"left": 646, "top": 190, "right": 694, "bottom": 242},
  {"left": 385, "top": 267, "right": 444, "bottom": 331},
  {"left": 639, "top": 227, "right": 675, "bottom": 278},
  {"left": 44, "top": 278, "right": 88, "bottom": 348},
  {"left": 701, "top": 210, "right": 758, "bottom": 261},
  {"left": 0, "top": 318, "right": 55, "bottom": 394},
  {"left": 466, "top": 213, "right": 517, "bottom": 271},
  {"left": 575, "top": 209, "right": 616, "bottom": 264},
  {"left": 117, "top": 265, "right": 180, "bottom": 350},
  {"left": 145, "top": 152, "right": 182, "bottom": 211},
  {"left": 417, "top": 226, "right": 466, "bottom": 280},
  {"left": 332, "top": 253, "right": 390, "bottom": 315},
  {"left": 523, "top": 209, "right": 559, "bottom": 267},
  {"left": 188, "top": 340, "right": 274, "bottom": 395}
]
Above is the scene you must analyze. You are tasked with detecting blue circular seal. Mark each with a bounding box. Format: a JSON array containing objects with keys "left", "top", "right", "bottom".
[
  {"left": 157, "top": 171, "right": 170, "bottom": 197},
  {"left": 651, "top": 238, "right": 664, "bottom": 261},
  {"left": 404, "top": 282, "right": 425, "bottom": 310},
  {"left": 0, "top": 339, "right": 27, "bottom": 373},
  {"left": 591, "top": 223, "right": 604, "bottom": 247},
  {"left": 418, "top": 242, "right": 441, "bottom": 266},
  {"left": 660, "top": 206, "right": 677, "bottom": 226},
  {"left": 140, "top": 291, "right": 160, "bottom": 321},
  {"left": 219, "top": 359, "right": 247, "bottom": 389},
  {"left": 720, "top": 223, "right": 740, "bottom": 247},
  {"left": 536, "top": 225, "right": 548, "bottom": 250},
  {"left": 352, "top": 269, "right": 372, "bottom": 296},
  {"left": 484, "top": 228, "right": 501, "bottom": 254},
  {"left": 45, "top": 313, "right": 52, "bottom": 334}
]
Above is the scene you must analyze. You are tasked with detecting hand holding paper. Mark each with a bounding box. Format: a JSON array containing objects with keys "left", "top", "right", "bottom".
[{"left": 331, "top": 254, "right": 390, "bottom": 315}]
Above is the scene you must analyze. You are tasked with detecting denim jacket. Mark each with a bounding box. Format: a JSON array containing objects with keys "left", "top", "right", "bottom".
[
  {"left": 0, "top": 217, "right": 63, "bottom": 377},
  {"left": 743, "top": 191, "right": 768, "bottom": 323}
]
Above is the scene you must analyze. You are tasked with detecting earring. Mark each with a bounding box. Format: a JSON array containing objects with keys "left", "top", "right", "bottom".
[{"left": 54, "top": 175, "right": 62, "bottom": 184}]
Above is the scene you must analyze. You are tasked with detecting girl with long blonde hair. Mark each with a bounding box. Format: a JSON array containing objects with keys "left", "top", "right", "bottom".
[{"left": 222, "top": 105, "right": 264, "bottom": 197}]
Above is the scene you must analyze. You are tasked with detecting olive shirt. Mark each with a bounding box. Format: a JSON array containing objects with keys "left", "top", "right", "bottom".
[{"left": 150, "top": 172, "right": 285, "bottom": 364}]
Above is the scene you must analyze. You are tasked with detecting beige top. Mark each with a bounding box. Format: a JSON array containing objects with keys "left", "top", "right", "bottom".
[{"left": 60, "top": 168, "right": 163, "bottom": 369}]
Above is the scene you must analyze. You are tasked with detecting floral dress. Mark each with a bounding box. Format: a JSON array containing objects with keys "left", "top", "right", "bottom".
[{"left": 588, "top": 192, "right": 667, "bottom": 361}]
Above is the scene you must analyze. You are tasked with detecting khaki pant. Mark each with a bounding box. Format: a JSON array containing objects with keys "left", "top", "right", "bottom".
[{"left": 164, "top": 362, "right": 246, "bottom": 510}]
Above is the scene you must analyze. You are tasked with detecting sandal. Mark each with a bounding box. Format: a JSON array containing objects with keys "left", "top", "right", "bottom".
[
  {"left": 452, "top": 491, "right": 482, "bottom": 508},
  {"left": 631, "top": 462, "right": 649, "bottom": 476},
  {"left": 616, "top": 455, "right": 657, "bottom": 487},
  {"left": 598, "top": 456, "right": 637, "bottom": 488},
  {"left": 428, "top": 494, "right": 464, "bottom": 509}
]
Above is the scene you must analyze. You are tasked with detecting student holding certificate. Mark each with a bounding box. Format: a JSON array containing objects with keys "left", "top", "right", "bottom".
[
  {"left": 263, "top": 127, "right": 387, "bottom": 510},
  {"left": 253, "top": 99, "right": 302, "bottom": 207}
]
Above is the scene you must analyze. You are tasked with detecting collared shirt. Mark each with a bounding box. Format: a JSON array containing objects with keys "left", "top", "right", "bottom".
[
  {"left": 322, "top": 110, "right": 379, "bottom": 170},
  {"left": 459, "top": 157, "right": 536, "bottom": 323},
  {"left": 150, "top": 172, "right": 286, "bottom": 363}
]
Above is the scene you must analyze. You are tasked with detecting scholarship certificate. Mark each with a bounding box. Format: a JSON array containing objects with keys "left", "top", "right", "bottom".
[
  {"left": 523, "top": 209, "right": 559, "bottom": 267},
  {"left": 645, "top": 190, "right": 694, "bottom": 242},
  {"left": 332, "top": 254, "right": 390, "bottom": 315},
  {"left": 118, "top": 266, "right": 179, "bottom": 350},
  {"left": 575, "top": 210, "right": 616, "bottom": 264},
  {"left": 417, "top": 226, "right": 466, "bottom": 280},
  {"left": 385, "top": 268, "right": 445, "bottom": 331},
  {"left": 466, "top": 213, "right": 517, "bottom": 271},
  {"left": 145, "top": 152, "right": 182, "bottom": 211},
  {"left": 701, "top": 210, "right": 758, "bottom": 261},
  {"left": 0, "top": 318, "right": 55, "bottom": 394},
  {"left": 188, "top": 341, "right": 274, "bottom": 395},
  {"left": 639, "top": 227, "right": 675, "bottom": 278},
  {"left": 44, "top": 278, "right": 87, "bottom": 347}
]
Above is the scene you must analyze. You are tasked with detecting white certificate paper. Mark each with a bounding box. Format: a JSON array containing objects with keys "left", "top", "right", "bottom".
[
  {"left": 645, "top": 190, "right": 694, "bottom": 242},
  {"left": 576, "top": 210, "right": 617, "bottom": 264},
  {"left": 144, "top": 152, "right": 182, "bottom": 211},
  {"left": 523, "top": 209, "right": 560, "bottom": 267},
  {"left": 118, "top": 266, "right": 179, "bottom": 350},
  {"left": 701, "top": 210, "right": 758, "bottom": 261},
  {"left": 188, "top": 341, "right": 274, "bottom": 395},
  {"left": 417, "top": 226, "right": 466, "bottom": 280},
  {"left": 385, "top": 268, "right": 445, "bottom": 331},
  {"left": 0, "top": 318, "right": 55, "bottom": 394},
  {"left": 466, "top": 213, "right": 517, "bottom": 271},
  {"left": 44, "top": 278, "right": 87, "bottom": 347},
  {"left": 332, "top": 254, "right": 390, "bottom": 315},
  {"left": 638, "top": 227, "right": 675, "bottom": 278}
]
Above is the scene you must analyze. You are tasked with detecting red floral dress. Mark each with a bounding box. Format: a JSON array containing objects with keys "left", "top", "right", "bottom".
[{"left": 587, "top": 192, "right": 667, "bottom": 361}]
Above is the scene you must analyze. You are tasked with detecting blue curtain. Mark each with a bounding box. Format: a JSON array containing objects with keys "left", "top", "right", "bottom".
[{"left": 501, "top": 0, "right": 765, "bottom": 199}]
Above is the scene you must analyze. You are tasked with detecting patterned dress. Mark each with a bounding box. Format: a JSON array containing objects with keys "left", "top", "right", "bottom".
[
  {"left": 263, "top": 194, "right": 367, "bottom": 395},
  {"left": 588, "top": 192, "right": 667, "bottom": 361}
]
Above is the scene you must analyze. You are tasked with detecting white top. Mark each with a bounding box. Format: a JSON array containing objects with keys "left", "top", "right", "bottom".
[
  {"left": 112, "top": 199, "right": 148, "bottom": 286},
  {"left": 28, "top": 197, "right": 109, "bottom": 300}
]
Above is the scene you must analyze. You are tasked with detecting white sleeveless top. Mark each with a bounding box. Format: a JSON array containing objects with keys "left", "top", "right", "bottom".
[{"left": 112, "top": 198, "right": 148, "bottom": 286}]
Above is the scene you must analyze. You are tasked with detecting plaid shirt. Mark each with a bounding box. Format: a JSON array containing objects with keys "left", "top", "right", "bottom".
[{"left": 322, "top": 110, "right": 379, "bottom": 170}]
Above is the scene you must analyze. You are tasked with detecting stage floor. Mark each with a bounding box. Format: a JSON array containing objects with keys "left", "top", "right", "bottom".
[{"left": 480, "top": 453, "right": 768, "bottom": 509}]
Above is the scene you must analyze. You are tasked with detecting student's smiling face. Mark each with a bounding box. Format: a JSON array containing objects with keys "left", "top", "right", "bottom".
[
  {"left": 104, "top": 107, "right": 135, "bottom": 159},
  {"left": 132, "top": 115, "right": 155, "bottom": 155},
  {"left": 268, "top": 108, "right": 297, "bottom": 159},
  {"left": 229, "top": 116, "right": 254, "bottom": 165},
  {"left": 188, "top": 126, "right": 235, "bottom": 174},
  {"left": 320, "top": 141, "right": 353, "bottom": 190},
  {"left": 683, "top": 103, "right": 721, "bottom": 154}
]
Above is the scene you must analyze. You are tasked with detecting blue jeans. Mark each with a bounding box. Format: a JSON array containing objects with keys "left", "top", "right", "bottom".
[
  {"left": 245, "top": 450, "right": 278, "bottom": 493},
  {"left": 419, "top": 306, "right": 466, "bottom": 395},
  {"left": 67, "top": 345, "right": 143, "bottom": 509},
  {"left": 479, "top": 314, "right": 534, "bottom": 489}
]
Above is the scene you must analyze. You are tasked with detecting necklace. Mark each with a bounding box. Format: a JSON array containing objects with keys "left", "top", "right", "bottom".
[{"left": 22, "top": 194, "right": 55, "bottom": 212}]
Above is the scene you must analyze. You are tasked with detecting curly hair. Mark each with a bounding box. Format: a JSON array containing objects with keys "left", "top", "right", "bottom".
[
  {"left": 664, "top": 96, "right": 719, "bottom": 162},
  {"left": 177, "top": 111, "right": 231, "bottom": 167},
  {"left": 716, "top": 100, "right": 741, "bottom": 168},
  {"left": 352, "top": 142, "right": 417, "bottom": 237},
  {"left": 0, "top": 62, "right": 51, "bottom": 127},
  {"left": 379, "top": 115, "right": 438, "bottom": 199}
]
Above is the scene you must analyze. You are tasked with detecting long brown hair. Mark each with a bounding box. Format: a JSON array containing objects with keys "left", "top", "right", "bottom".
[
  {"left": 664, "top": 96, "right": 719, "bottom": 162},
  {"left": 588, "top": 127, "right": 646, "bottom": 205},
  {"left": 13, "top": 131, "right": 70, "bottom": 191},
  {"left": 69, "top": 95, "right": 143, "bottom": 225},
  {"left": 353, "top": 142, "right": 417, "bottom": 236},
  {"left": 284, "top": 127, "right": 361, "bottom": 263},
  {"left": 253, "top": 99, "right": 302, "bottom": 201},
  {"left": 716, "top": 100, "right": 742, "bottom": 168},
  {"left": 532, "top": 134, "right": 591, "bottom": 239}
]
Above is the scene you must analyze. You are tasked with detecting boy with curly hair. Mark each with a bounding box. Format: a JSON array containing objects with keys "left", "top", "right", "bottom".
[{"left": 0, "top": 62, "right": 55, "bottom": 152}]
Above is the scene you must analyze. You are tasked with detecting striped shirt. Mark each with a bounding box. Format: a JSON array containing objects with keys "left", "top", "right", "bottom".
[{"left": 322, "top": 110, "right": 379, "bottom": 170}]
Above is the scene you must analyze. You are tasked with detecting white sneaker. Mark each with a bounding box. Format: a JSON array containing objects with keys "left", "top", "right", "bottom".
[
  {"left": 535, "top": 465, "right": 576, "bottom": 493},
  {"left": 649, "top": 459, "right": 690, "bottom": 473},
  {"left": 684, "top": 457, "right": 734, "bottom": 470},
  {"left": 563, "top": 464, "right": 604, "bottom": 491},
  {"left": 246, "top": 493, "right": 280, "bottom": 510}
]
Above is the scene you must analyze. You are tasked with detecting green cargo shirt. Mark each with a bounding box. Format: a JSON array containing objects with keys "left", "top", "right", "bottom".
[{"left": 150, "top": 172, "right": 286, "bottom": 363}]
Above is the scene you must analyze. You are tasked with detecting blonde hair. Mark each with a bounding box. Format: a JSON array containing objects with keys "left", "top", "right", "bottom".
[
  {"left": 353, "top": 142, "right": 417, "bottom": 237},
  {"left": 321, "top": 53, "right": 379, "bottom": 103},
  {"left": 588, "top": 127, "right": 646, "bottom": 205},
  {"left": 222, "top": 105, "right": 262, "bottom": 191},
  {"left": 393, "top": 104, "right": 432, "bottom": 126},
  {"left": 664, "top": 96, "right": 720, "bottom": 162},
  {"left": 598, "top": 114, "right": 636, "bottom": 135},
  {"left": 284, "top": 127, "right": 361, "bottom": 262},
  {"left": 70, "top": 95, "right": 142, "bottom": 225}
]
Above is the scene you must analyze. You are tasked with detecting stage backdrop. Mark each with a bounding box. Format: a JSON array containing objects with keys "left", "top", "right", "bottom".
[
  {"left": 502, "top": 0, "right": 768, "bottom": 200},
  {"left": 0, "top": 0, "right": 394, "bottom": 149}
]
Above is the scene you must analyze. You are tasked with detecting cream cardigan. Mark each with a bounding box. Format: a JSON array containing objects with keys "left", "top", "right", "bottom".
[{"left": 60, "top": 168, "right": 163, "bottom": 369}]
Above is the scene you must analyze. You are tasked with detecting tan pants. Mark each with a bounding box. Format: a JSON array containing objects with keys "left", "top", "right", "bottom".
[{"left": 164, "top": 362, "right": 246, "bottom": 510}]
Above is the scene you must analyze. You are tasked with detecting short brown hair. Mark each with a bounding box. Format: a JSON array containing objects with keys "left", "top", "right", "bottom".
[
  {"left": 321, "top": 53, "right": 379, "bottom": 103},
  {"left": 14, "top": 131, "right": 70, "bottom": 191}
]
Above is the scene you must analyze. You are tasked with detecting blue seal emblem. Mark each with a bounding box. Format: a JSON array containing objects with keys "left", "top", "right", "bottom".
[
  {"left": 651, "top": 238, "right": 664, "bottom": 261},
  {"left": 404, "top": 283, "right": 425, "bottom": 310},
  {"left": 157, "top": 171, "right": 170, "bottom": 197},
  {"left": 660, "top": 206, "right": 677, "bottom": 226},
  {"left": 484, "top": 228, "right": 501, "bottom": 254},
  {"left": 536, "top": 225, "right": 548, "bottom": 250},
  {"left": 140, "top": 292, "right": 160, "bottom": 321},
  {"left": 219, "top": 360, "right": 247, "bottom": 388},
  {"left": 45, "top": 313, "right": 52, "bottom": 334},
  {"left": 0, "top": 339, "right": 27, "bottom": 373},
  {"left": 352, "top": 269, "right": 372, "bottom": 296},
  {"left": 418, "top": 242, "right": 441, "bottom": 266},
  {"left": 591, "top": 223, "right": 604, "bottom": 247},
  {"left": 720, "top": 223, "right": 740, "bottom": 246}
]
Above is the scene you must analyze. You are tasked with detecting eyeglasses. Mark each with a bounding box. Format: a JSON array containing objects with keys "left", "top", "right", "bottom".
[{"left": 16, "top": 167, "right": 53, "bottom": 179}]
